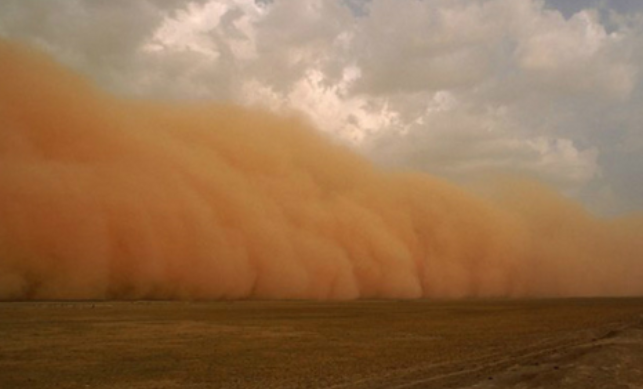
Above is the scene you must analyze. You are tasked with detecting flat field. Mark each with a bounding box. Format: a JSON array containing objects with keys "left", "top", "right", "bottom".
[{"left": 1, "top": 298, "right": 643, "bottom": 388}]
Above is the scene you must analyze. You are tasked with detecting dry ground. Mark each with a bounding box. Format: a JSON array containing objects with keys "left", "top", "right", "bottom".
[{"left": 1, "top": 298, "right": 643, "bottom": 388}]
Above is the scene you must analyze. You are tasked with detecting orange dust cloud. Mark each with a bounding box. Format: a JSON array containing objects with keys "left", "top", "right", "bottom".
[{"left": 1, "top": 40, "right": 642, "bottom": 300}]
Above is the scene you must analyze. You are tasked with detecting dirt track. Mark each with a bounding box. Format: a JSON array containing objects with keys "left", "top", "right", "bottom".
[{"left": 1, "top": 299, "right": 643, "bottom": 388}]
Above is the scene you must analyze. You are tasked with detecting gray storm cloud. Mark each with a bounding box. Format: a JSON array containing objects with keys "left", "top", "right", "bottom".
[{"left": 1, "top": 40, "right": 642, "bottom": 300}]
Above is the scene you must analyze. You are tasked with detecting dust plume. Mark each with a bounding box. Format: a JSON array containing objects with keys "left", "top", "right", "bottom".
[{"left": 1, "top": 40, "right": 642, "bottom": 300}]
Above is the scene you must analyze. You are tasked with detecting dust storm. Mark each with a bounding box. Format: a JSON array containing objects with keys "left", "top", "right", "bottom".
[{"left": 1, "top": 40, "right": 642, "bottom": 300}]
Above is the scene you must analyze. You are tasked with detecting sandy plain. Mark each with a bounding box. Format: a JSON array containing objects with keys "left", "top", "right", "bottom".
[{"left": 1, "top": 298, "right": 643, "bottom": 389}]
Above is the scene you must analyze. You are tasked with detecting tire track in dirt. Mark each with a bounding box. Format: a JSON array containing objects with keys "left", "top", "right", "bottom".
[{"left": 324, "top": 315, "right": 642, "bottom": 389}]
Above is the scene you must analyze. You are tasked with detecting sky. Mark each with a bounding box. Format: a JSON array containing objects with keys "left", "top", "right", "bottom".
[{"left": 1, "top": 0, "right": 642, "bottom": 216}]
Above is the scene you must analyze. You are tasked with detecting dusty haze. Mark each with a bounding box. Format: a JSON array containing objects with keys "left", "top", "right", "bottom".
[{"left": 0, "top": 40, "right": 642, "bottom": 300}]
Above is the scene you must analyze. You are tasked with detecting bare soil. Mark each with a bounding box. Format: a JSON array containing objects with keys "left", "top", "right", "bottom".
[{"left": 1, "top": 298, "right": 643, "bottom": 388}]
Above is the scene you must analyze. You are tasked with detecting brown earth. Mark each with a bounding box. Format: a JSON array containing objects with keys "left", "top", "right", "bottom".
[{"left": 1, "top": 298, "right": 643, "bottom": 388}]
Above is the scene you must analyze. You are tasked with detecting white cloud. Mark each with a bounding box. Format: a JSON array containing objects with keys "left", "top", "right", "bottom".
[
  {"left": 515, "top": 9, "right": 636, "bottom": 99},
  {"left": 1, "top": 0, "right": 642, "bottom": 215},
  {"left": 366, "top": 102, "right": 600, "bottom": 193}
]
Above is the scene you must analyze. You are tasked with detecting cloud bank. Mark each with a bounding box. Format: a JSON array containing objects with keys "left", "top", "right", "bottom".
[
  {"left": 1, "top": 41, "right": 642, "bottom": 300},
  {"left": 1, "top": 0, "right": 642, "bottom": 215}
]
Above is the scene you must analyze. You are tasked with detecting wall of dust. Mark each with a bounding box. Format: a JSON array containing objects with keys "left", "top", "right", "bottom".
[{"left": 1, "top": 40, "right": 642, "bottom": 300}]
